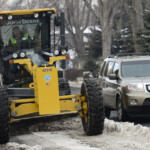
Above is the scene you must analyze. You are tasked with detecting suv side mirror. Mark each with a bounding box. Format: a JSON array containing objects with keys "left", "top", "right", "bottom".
[{"left": 109, "top": 74, "right": 117, "bottom": 80}]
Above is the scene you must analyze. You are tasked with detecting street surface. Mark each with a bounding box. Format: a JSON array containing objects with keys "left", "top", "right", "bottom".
[{"left": 1, "top": 82, "right": 150, "bottom": 150}]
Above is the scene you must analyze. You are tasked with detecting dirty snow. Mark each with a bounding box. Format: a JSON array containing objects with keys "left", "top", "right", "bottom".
[
  {"left": 1, "top": 83, "right": 150, "bottom": 149},
  {"left": 0, "top": 142, "right": 42, "bottom": 150},
  {"left": 69, "top": 81, "right": 82, "bottom": 88},
  {"left": 1, "top": 116, "right": 150, "bottom": 150}
]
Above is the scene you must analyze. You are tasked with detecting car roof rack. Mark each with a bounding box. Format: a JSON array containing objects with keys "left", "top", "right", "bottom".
[{"left": 108, "top": 52, "right": 150, "bottom": 59}]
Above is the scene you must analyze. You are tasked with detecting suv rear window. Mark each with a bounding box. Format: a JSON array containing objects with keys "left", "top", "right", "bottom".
[
  {"left": 122, "top": 60, "right": 150, "bottom": 77},
  {"left": 104, "top": 61, "right": 114, "bottom": 77},
  {"left": 113, "top": 63, "right": 119, "bottom": 75},
  {"left": 100, "top": 61, "right": 106, "bottom": 76}
]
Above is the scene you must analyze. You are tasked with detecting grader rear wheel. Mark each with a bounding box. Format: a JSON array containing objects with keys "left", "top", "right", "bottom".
[
  {"left": 81, "top": 79, "right": 104, "bottom": 135},
  {"left": 0, "top": 89, "right": 10, "bottom": 144}
]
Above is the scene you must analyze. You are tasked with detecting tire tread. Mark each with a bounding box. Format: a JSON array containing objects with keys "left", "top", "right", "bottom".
[
  {"left": 0, "top": 89, "right": 10, "bottom": 144},
  {"left": 81, "top": 79, "right": 104, "bottom": 135}
]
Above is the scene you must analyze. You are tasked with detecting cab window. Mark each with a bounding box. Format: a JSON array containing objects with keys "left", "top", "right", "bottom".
[
  {"left": 113, "top": 63, "right": 119, "bottom": 75},
  {"left": 104, "top": 61, "right": 114, "bottom": 77},
  {"left": 100, "top": 61, "right": 106, "bottom": 76}
]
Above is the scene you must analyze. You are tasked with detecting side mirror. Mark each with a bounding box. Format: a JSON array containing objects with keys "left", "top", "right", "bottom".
[
  {"left": 54, "top": 15, "right": 61, "bottom": 26},
  {"left": 109, "top": 74, "right": 117, "bottom": 80}
]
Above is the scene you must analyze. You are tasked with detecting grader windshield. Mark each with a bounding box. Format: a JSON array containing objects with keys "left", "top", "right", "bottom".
[
  {"left": 0, "top": 9, "right": 56, "bottom": 56},
  {"left": 1, "top": 20, "right": 42, "bottom": 50}
]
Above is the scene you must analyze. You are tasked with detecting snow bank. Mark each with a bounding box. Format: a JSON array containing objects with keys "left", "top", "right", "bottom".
[
  {"left": 32, "top": 132, "right": 100, "bottom": 150},
  {"left": 69, "top": 81, "right": 82, "bottom": 88},
  {"left": 103, "top": 119, "right": 150, "bottom": 150},
  {"left": 0, "top": 142, "right": 42, "bottom": 150},
  {"left": 105, "top": 118, "right": 150, "bottom": 137},
  {"left": 1, "top": 116, "right": 150, "bottom": 150}
]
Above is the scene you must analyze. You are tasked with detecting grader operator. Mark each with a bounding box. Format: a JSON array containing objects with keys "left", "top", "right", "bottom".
[{"left": 0, "top": 8, "right": 104, "bottom": 144}]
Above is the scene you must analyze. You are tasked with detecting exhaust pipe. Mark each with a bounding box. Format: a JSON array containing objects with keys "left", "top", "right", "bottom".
[
  {"left": 60, "top": 12, "right": 67, "bottom": 69},
  {"left": 60, "top": 12, "right": 66, "bottom": 49}
]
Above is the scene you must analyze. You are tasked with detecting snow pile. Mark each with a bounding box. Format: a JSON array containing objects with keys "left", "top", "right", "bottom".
[
  {"left": 103, "top": 119, "right": 150, "bottom": 150},
  {"left": 69, "top": 81, "right": 82, "bottom": 88},
  {"left": 32, "top": 132, "right": 100, "bottom": 150},
  {"left": 0, "top": 142, "right": 42, "bottom": 150},
  {"left": 2, "top": 116, "right": 150, "bottom": 150},
  {"left": 104, "top": 118, "right": 150, "bottom": 137}
]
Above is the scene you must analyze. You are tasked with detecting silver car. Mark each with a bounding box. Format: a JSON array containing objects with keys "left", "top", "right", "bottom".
[{"left": 99, "top": 54, "right": 150, "bottom": 121}]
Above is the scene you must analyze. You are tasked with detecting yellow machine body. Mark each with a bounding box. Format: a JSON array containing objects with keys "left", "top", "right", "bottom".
[
  {"left": 9, "top": 56, "right": 85, "bottom": 123},
  {"left": 2, "top": 8, "right": 85, "bottom": 123},
  {"left": 0, "top": 8, "right": 56, "bottom": 15},
  {"left": 0, "top": 8, "right": 100, "bottom": 145},
  {"left": 33, "top": 66, "right": 60, "bottom": 115}
]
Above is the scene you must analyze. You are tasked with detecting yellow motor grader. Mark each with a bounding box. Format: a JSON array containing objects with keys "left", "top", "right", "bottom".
[{"left": 0, "top": 8, "right": 104, "bottom": 144}]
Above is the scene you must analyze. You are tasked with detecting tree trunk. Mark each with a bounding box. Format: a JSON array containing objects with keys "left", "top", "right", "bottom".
[
  {"left": 78, "top": 58, "right": 85, "bottom": 69},
  {"left": 102, "top": 25, "right": 112, "bottom": 59},
  {"left": 124, "top": 0, "right": 144, "bottom": 53},
  {"left": 76, "top": 29, "right": 85, "bottom": 69},
  {"left": 101, "top": 0, "right": 113, "bottom": 59}
]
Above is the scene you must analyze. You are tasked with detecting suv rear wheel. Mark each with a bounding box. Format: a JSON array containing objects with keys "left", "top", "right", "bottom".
[{"left": 117, "top": 97, "right": 128, "bottom": 122}]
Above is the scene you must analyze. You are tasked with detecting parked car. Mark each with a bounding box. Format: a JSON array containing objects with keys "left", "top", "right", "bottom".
[{"left": 98, "top": 54, "right": 150, "bottom": 121}]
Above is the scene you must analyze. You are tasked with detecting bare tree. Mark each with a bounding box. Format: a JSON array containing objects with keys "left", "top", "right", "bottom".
[
  {"left": 9, "top": 0, "right": 24, "bottom": 10},
  {"left": 9, "top": 0, "right": 56, "bottom": 10},
  {"left": 84, "top": 0, "right": 123, "bottom": 59},
  {"left": 123, "top": 0, "right": 144, "bottom": 52},
  {"left": 0, "top": 0, "right": 10, "bottom": 11},
  {"left": 38, "top": 0, "right": 59, "bottom": 8},
  {"left": 143, "top": 0, "right": 150, "bottom": 10},
  {"left": 53, "top": 0, "right": 91, "bottom": 68}
]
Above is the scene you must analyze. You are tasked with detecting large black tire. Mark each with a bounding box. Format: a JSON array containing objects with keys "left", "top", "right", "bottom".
[
  {"left": 0, "top": 89, "right": 10, "bottom": 144},
  {"left": 59, "top": 78, "right": 71, "bottom": 96},
  {"left": 105, "top": 107, "right": 111, "bottom": 118},
  {"left": 81, "top": 79, "right": 104, "bottom": 135},
  {"left": 116, "top": 97, "right": 128, "bottom": 122}
]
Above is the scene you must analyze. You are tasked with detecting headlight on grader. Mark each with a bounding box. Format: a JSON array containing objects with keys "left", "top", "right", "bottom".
[
  {"left": 34, "top": 13, "right": 39, "bottom": 18},
  {"left": 0, "top": 16, "right": 3, "bottom": 20},
  {"left": 8, "top": 15, "right": 13, "bottom": 20},
  {"left": 54, "top": 50, "right": 59, "bottom": 56},
  {"left": 12, "top": 53, "right": 18, "bottom": 59},
  {"left": 20, "top": 52, "right": 26, "bottom": 58},
  {"left": 61, "top": 49, "right": 67, "bottom": 55}
]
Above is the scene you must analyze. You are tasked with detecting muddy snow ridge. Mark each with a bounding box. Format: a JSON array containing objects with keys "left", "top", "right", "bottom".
[
  {"left": 1, "top": 142, "right": 42, "bottom": 150},
  {"left": 1, "top": 116, "right": 150, "bottom": 150},
  {"left": 104, "top": 118, "right": 150, "bottom": 137}
]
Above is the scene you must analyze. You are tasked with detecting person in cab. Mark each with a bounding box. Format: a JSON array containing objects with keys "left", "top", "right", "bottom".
[{"left": 9, "top": 26, "right": 24, "bottom": 49}]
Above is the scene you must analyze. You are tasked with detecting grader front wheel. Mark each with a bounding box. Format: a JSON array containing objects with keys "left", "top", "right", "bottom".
[
  {"left": 81, "top": 79, "right": 104, "bottom": 135},
  {"left": 0, "top": 89, "right": 10, "bottom": 144}
]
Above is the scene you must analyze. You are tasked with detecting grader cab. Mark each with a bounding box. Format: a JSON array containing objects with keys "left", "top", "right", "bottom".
[{"left": 0, "top": 8, "right": 104, "bottom": 144}]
